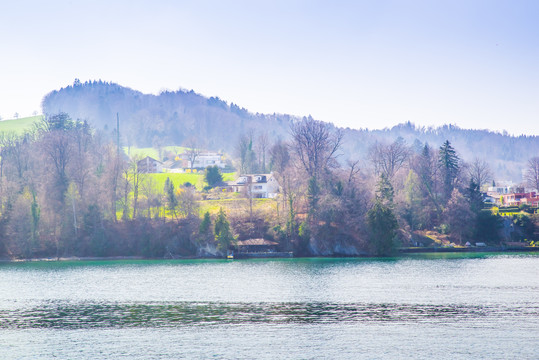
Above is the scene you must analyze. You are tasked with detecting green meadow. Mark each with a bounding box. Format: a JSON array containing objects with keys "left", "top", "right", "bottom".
[
  {"left": 0, "top": 115, "right": 42, "bottom": 134},
  {"left": 145, "top": 172, "right": 236, "bottom": 192}
]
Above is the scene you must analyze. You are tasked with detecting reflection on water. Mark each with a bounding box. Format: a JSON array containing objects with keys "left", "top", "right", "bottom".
[
  {"left": 1, "top": 300, "right": 537, "bottom": 329},
  {"left": 1, "top": 254, "right": 538, "bottom": 359}
]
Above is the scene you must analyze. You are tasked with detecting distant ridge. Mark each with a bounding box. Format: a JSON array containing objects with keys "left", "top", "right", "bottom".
[{"left": 42, "top": 80, "right": 539, "bottom": 180}]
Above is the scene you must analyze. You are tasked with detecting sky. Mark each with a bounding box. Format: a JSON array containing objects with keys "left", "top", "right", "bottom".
[{"left": 1, "top": 0, "right": 538, "bottom": 135}]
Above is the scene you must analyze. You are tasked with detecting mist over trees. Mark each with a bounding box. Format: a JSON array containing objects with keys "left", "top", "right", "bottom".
[{"left": 42, "top": 80, "right": 539, "bottom": 181}]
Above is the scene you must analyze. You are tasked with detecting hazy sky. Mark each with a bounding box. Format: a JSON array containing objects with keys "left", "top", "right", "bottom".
[{"left": 1, "top": 0, "right": 538, "bottom": 134}]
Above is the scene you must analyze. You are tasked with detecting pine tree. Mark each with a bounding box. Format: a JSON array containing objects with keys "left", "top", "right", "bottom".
[
  {"left": 367, "top": 174, "right": 398, "bottom": 256},
  {"left": 164, "top": 177, "right": 178, "bottom": 218},
  {"left": 214, "top": 207, "right": 235, "bottom": 252},
  {"left": 438, "top": 140, "right": 459, "bottom": 202}
]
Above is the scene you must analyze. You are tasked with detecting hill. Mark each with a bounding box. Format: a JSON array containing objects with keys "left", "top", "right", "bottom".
[
  {"left": 41, "top": 80, "right": 539, "bottom": 181},
  {"left": 42, "top": 80, "right": 293, "bottom": 152},
  {"left": 0, "top": 115, "right": 42, "bottom": 134}
]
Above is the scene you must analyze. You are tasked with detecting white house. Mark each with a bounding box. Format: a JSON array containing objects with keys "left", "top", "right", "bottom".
[
  {"left": 137, "top": 156, "right": 163, "bottom": 173},
  {"left": 184, "top": 152, "right": 226, "bottom": 169},
  {"left": 227, "top": 173, "right": 280, "bottom": 198}
]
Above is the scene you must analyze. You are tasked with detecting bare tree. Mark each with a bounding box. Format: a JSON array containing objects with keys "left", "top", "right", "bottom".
[
  {"left": 468, "top": 158, "right": 493, "bottom": 188},
  {"left": 269, "top": 140, "right": 291, "bottom": 214},
  {"left": 369, "top": 138, "right": 410, "bottom": 180},
  {"left": 236, "top": 133, "right": 250, "bottom": 174},
  {"left": 184, "top": 137, "right": 201, "bottom": 172},
  {"left": 290, "top": 117, "right": 343, "bottom": 180},
  {"left": 256, "top": 132, "right": 269, "bottom": 173},
  {"left": 126, "top": 156, "right": 146, "bottom": 219},
  {"left": 346, "top": 159, "right": 361, "bottom": 186},
  {"left": 525, "top": 157, "right": 539, "bottom": 191}
]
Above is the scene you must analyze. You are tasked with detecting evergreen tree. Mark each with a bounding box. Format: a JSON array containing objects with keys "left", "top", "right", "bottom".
[
  {"left": 214, "top": 207, "right": 235, "bottom": 252},
  {"left": 376, "top": 173, "right": 394, "bottom": 206},
  {"left": 198, "top": 211, "right": 212, "bottom": 243},
  {"left": 204, "top": 165, "right": 223, "bottom": 188},
  {"left": 164, "top": 177, "right": 178, "bottom": 217},
  {"left": 438, "top": 140, "right": 459, "bottom": 202},
  {"left": 367, "top": 174, "right": 399, "bottom": 256},
  {"left": 466, "top": 179, "right": 483, "bottom": 215}
]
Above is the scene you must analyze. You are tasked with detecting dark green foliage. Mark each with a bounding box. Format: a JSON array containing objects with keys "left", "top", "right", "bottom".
[
  {"left": 199, "top": 211, "right": 211, "bottom": 234},
  {"left": 513, "top": 213, "right": 535, "bottom": 241},
  {"left": 474, "top": 210, "right": 502, "bottom": 244},
  {"left": 466, "top": 180, "right": 483, "bottom": 214},
  {"left": 214, "top": 207, "right": 235, "bottom": 252},
  {"left": 164, "top": 177, "right": 178, "bottom": 216},
  {"left": 438, "top": 140, "right": 459, "bottom": 201},
  {"left": 204, "top": 165, "right": 223, "bottom": 188},
  {"left": 367, "top": 201, "right": 398, "bottom": 256},
  {"left": 40, "top": 112, "right": 75, "bottom": 132},
  {"left": 83, "top": 204, "right": 107, "bottom": 256},
  {"left": 296, "top": 220, "right": 311, "bottom": 255},
  {"left": 368, "top": 174, "right": 398, "bottom": 256},
  {"left": 376, "top": 173, "right": 394, "bottom": 205},
  {"left": 198, "top": 211, "right": 213, "bottom": 244}
]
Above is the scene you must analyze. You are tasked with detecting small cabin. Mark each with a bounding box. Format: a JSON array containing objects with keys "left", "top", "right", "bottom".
[{"left": 236, "top": 238, "right": 279, "bottom": 253}]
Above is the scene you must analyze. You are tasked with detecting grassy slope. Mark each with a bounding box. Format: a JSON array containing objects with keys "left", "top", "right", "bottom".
[
  {"left": 146, "top": 172, "right": 236, "bottom": 192},
  {"left": 0, "top": 115, "right": 42, "bottom": 134}
]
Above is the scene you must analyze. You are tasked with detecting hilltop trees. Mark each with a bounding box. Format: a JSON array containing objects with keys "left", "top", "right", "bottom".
[{"left": 0, "top": 108, "right": 520, "bottom": 259}]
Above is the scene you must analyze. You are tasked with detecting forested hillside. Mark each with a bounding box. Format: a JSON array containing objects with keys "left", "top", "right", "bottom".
[{"left": 42, "top": 80, "right": 539, "bottom": 181}]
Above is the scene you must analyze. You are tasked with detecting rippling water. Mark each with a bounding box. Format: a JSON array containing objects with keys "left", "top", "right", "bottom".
[{"left": 1, "top": 253, "right": 538, "bottom": 359}]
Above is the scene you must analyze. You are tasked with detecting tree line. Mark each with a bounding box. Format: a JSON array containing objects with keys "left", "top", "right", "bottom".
[{"left": 1, "top": 113, "right": 538, "bottom": 259}]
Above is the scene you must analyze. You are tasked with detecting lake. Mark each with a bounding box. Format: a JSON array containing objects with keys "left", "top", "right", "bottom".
[{"left": 1, "top": 253, "right": 538, "bottom": 359}]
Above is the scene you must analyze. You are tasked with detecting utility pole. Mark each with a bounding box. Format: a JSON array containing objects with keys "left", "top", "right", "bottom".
[{"left": 117, "top": 113, "right": 120, "bottom": 158}]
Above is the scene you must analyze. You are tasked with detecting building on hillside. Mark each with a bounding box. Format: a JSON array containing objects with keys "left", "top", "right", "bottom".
[
  {"left": 137, "top": 156, "right": 163, "bottom": 173},
  {"left": 162, "top": 160, "right": 184, "bottom": 173},
  {"left": 501, "top": 192, "right": 539, "bottom": 207},
  {"left": 487, "top": 181, "right": 518, "bottom": 197},
  {"left": 182, "top": 152, "right": 226, "bottom": 169},
  {"left": 226, "top": 173, "right": 280, "bottom": 198}
]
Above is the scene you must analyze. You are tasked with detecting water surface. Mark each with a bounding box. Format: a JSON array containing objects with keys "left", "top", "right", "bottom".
[{"left": 1, "top": 253, "right": 538, "bottom": 359}]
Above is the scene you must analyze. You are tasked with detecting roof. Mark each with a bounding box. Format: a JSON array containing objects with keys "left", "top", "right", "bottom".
[
  {"left": 228, "top": 173, "right": 274, "bottom": 186},
  {"left": 237, "top": 238, "right": 279, "bottom": 246},
  {"left": 137, "top": 156, "right": 163, "bottom": 164}
]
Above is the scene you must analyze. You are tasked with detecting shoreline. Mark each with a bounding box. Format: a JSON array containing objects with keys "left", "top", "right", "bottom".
[
  {"left": 399, "top": 246, "right": 539, "bottom": 253},
  {"left": 1, "top": 247, "right": 538, "bottom": 263}
]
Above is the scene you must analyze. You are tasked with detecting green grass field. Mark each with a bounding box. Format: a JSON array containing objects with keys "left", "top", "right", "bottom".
[
  {"left": 0, "top": 115, "right": 42, "bottom": 134},
  {"left": 145, "top": 172, "right": 236, "bottom": 191}
]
